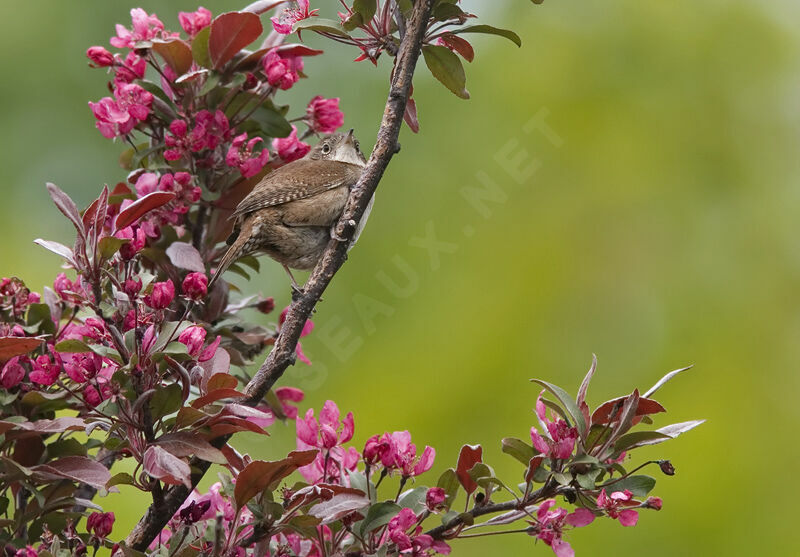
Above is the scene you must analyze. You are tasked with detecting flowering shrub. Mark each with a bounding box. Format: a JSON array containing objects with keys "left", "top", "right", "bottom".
[{"left": 0, "top": 1, "right": 702, "bottom": 556}]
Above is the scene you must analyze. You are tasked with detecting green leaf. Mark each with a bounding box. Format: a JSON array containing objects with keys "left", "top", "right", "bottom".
[
  {"left": 575, "top": 467, "right": 603, "bottom": 490},
  {"left": 108, "top": 472, "right": 136, "bottom": 488},
  {"left": 359, "top": 501, "right": 401, "bottom": 536},
  {"left": 192, "top": 26, "right": 213, "bottom": 68},
  {"left": 199, "top": 71, "right": 222, "bottom": 96},
  {"left": 422, "top": 45, "right": 470, "bottom": 100},
  {"left": 453, "top": 25, "right": 522, "bottom": 47},
  {"left": 149, "top": 383, "right": 183, "bottom": 421},
  {"left": 602, "top": 475, "right": 656, "bottom": 497},
  {"left": 249, "top": 104, "right": 292, "bottom": 138},
  {"left": 26, "top": 304, "right": 55, "bottom": 335},
  {"left": 53, "top": 339, "right": 91, "bottom": 353},
  {"left": 89, "top": 344, "right": 122, "bottom": 364},
  {"left": 353, "top": 0, "right": 377, "bottom": 21},
  {"left": 437, "top": 468, "right": 459, "bottom": 509},
  {"left": 531, "top": 379, "right": 587, "bottom": 439},
  {"left": 397, "top": 486, "right": 428, "bottom": 514},
  {"left": 98, "top": 236, "right": 127, "bottom": 260},
  {"left": 293, "top": 18, "right": 351, "bottom": 38},
  {"left": 501, "top": 437, "right": 535, "bottom": 465}
]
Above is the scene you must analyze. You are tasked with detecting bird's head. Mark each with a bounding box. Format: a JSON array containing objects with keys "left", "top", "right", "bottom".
[{"left": 306, "top": 129, "right": 366, "bottom": 166}]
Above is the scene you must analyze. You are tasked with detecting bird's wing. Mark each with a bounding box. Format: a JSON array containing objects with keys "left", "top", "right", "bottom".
[{"left": 232, "top": 160, "right": 362, "bottom": 218}]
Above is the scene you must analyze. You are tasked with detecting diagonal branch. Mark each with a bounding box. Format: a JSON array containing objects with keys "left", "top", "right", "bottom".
[{"left": 125, "top": 0, "right": 435, "bottom": 550}]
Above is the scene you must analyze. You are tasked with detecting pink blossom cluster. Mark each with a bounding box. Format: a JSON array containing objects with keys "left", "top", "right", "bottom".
[
  {"left": 270, "top": 0, "right": 318, "bottom": 34},
  {"left": 528, "top": 500, "right": 595, "bottom": 557},
  {"left": 364, "top": 430, "right": 435, "bottom": 478},
  {"left": 296, "top": 400, "right": 359, "bottom": 484},
  {"left": 385, "top": 508, "right": 451, "bottom": 556},
  {"left": 164, "top": 110, "right": 231, "bottom": 162},
  {"left": 530, "top": 390, "right": 579, "bottom": 459},
  {"left": 88, "top": 82, "right": 153, "bottom": 139}
]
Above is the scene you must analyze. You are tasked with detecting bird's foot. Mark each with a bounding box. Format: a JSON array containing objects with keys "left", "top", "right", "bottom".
[
  {"left": 331, "top": 220, "right": 356, "bottom": 242},
  {"left": 291, "top": 284, "right": 305, "bottom": 302}
]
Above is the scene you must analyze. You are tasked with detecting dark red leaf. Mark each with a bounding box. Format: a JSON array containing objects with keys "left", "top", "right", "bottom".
[
  {"left": 0, "top": 336, "right": 45, "bottom": 363},
  {"left": 143, "top": 445, "right": 191, "bottom": 488},
  {"left": 46, "top": 183, "right": 84, "bottom": 237},
  {"left": 592, "top": 395, "right": 665, "bottom": 425},
  {"left": 32, "top": 456, "right": 112, "bottom": 490},
  {"left": 191, "top": 388, "right": 244, "bottom": 409},
  {"left": 456, "top": 444, "right": 482, "bottom": 494},
  {"left": 209, "top": 12, "right": 263, "bottom": 69},
  {"left": 439, "top": 33, "right": 475, "bottom": 62},
  {"left": 114, "top": 191, "right": 175, "bottom": 232},
  {"left": 207, "top": 373, "right": 238, "bottom": 391},
  {"left": 155, "top": 431, "right": 226, "bottom": 464},
  {"left": 207, "top": 417, "right": 270, "bottom": 437},
  {"left": 234, "top": 450, "right": 318, "bottom": 507},
  {"left": 404, "top": 96, "right": 419, "bottom": 133},
  {"left": 525, "top": 456, "right": 544, "bottom": 484},
  {"left": 151, "top": 38, "right": 194, "bottom": 75},
  {"left": 234, "top": 43, "right": 323, "bottom": 72}
]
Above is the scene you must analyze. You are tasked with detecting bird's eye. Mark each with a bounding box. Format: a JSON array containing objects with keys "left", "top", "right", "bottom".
[{"left": 321, "top": 144, "right": 331, "bottom": 154}]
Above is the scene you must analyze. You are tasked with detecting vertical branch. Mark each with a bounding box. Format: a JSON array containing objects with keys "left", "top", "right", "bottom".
[{"left": 124, "top": 0, "right": 435, "bottom": 550}]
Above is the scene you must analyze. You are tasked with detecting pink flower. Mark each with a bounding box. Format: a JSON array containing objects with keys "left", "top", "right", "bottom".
[
  {"left": 193, "top": 109, "right": 231, "bottom": 150},
  {"left": 272, "top": 126, "right": 310, "bottom": 163},
  {"left": 53, "top": 273, "right": 76, "bottom": 300},
  {"left": 226, "top": 133, "right": 270, "bottom": 178},
  {"left": 89, "top": 83, "right": 153, "bottom": 139},
  {"left": 13, "top": 547, "right": 37, "bottom": 557},
  {"left": 278, "top": 306, "right": 314, "bottom": 364},
  {"left": 379, "top": 431, "right": 435, "bottom": 477},
  {"left": 426, "top": 487, "right": 446, "bottom": 511},
  {"left": 297, "top": 400, "right": 354, "bottom": 450},
  {"left": 596, "top": 489, "right": 639, "bottom": 526},
  {"left": 86, "top": 511, "right": 115, "bottom": 538},
  {"left": 182, "top": 272, "right": 208, "bottom": 300},
  {"left": 29, "top": 352, "right": 61, "bottom": 386},
  {"left": 145, "top": 280, "right": 174, "bottom": 309},
  {"left": 178, "top": 326, "right": 220, "bottom": 362},
  {"left": 298, "top": 445, "right": 359, "bottom": 484},
  {"left": 386, "top": 508, "right": 451, "bottom": 555},
  {"left": 363, "top": 434, "right": 393, "bottom": 466},
  {"left": 275, "top": 386, "right": 304, "bottom": 419},
  {"left": 178, "top": 7, "right": 212, "bottom": 37},
  {"left": 114, "top": 51, "right": 147, "bottom": 84},
  {"left": 306, "top": 96, "right": 344, "bottom": 133},
  {"left": 261, "top": 50, "right": 299, "bottom": 90},
  {"left": 530, "top": 390, "right": 579, "bottom": 460},
  {"left": 1, "top": 357, "right": 26, "bottom": 389},
  {"left": 87, "top": 46, "right": 114, "bottom": 67},
  {"left": 270, "top": 0, "right": 318, "bottom": 34},
  {"left": 528, "top": 500, "right": 595, "bottom": 557},
  {"left": 116, "top": 225, "right": 148, "bottom": 259},
  {"left": 110, "top": 8, "right": 170, "bottom": 48}
]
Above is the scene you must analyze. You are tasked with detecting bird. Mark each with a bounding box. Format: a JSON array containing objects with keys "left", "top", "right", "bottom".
[{"left": 208, "top": 129, "right": 370, "bottom": 294}]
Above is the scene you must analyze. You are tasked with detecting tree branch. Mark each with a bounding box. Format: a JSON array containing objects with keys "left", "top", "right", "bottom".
[{"left": 124, "top": 0, "right": 434, "bottom": 550}]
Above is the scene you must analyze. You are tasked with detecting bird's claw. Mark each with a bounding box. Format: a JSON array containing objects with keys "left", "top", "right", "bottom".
[
  {"left": 330, "top": 221, "right": 355, "bottom": 242},
  {"left": 291, "top": 284, "right": 304, "bottom": 302}
]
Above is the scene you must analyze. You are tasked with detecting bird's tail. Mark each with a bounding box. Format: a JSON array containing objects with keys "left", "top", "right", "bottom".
[{"left": 207, "top": 232, "right": 248, "bottom": 292}]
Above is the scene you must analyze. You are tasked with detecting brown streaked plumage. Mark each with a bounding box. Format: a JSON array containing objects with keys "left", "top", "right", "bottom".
[{"left": 209, "top": 130, "right": 368, "bottom": 292}]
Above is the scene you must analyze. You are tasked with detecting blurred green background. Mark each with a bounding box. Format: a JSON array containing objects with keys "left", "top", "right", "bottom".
[{"left": 2, "top": 0, "right": 799, "bottom": 555}]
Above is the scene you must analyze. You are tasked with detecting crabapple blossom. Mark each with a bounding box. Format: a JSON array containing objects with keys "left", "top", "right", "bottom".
[
  {"left": 86, "top": 46, "right": 114, "bottom": 67},
  {"left": 270, "top": 0, "right": 318, "bottom": 34},
  {"left": 181, "top": 272, "right": 208, "bottom": 300},
  {"left": 110, "top": 8, "right": 171, "bottom": 48},
  {"left": 273, "top": 125, "right": 310, "bottom": 163},
  {"left": 226, "top": 133, "right": 270, "bottom": 178},
  {"left": 262, "top": 50, "right": 299, "bottom": 90},
  {"left": 306, "top": 96, "right": 344, "bottom": 133},
  {"left": 86, "top": 511, "right": 115, "bottom": 539},
  {"left": 530, "top": 390, "right": 579, "bottom": 459},
  {"left": 145, "top": 280, "right": 174, "bottom": 309},
  {"left": 596, "top": 489, "right": 639, "bottom": 526},
  {"left": 528, "top": 500, "right": 595, "bottom": 557},
  {"left": 379, "top": 430, "right": 435, "bottom": 477},
  {"left": 178, "top": 7, "right": 212, "bottom": 37}
]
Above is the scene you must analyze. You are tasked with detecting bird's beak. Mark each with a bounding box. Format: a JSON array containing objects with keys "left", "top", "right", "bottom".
[{"left": 345, "top": 128, "right": 355, "bottom": 145}]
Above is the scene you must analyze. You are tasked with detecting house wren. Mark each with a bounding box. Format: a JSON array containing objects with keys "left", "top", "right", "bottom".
[{"left": 208, "top": 130, "right": 370, "bottom": 292}]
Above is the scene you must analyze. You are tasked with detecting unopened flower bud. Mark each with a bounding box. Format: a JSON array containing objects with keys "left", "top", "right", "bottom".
[
  {"left": 87, "top": 46, "right": 114, "bottom": 67},
  {"left": 123, "top": 277, "right": 142, "bottom": 298},
  {"left": 244, "top": 72, "right": 259, "bottom": 90},
  {"left": 182, "top": 272, "right": 208, "bottom": 300},
  {"left": 658, "top": 460, "right": 675, "bottom": 476},
  {"left": 426, "top": 487, "right": 446, "bottom": 511},
  {"left": 257, "top": 296, "right": 275, "bottom": 314},
  {"left": 145, "top": 280, "right": 174, "bottom": 309},
  {"left": 644, "top": 496, "right": 663, "bottom": 510}
]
